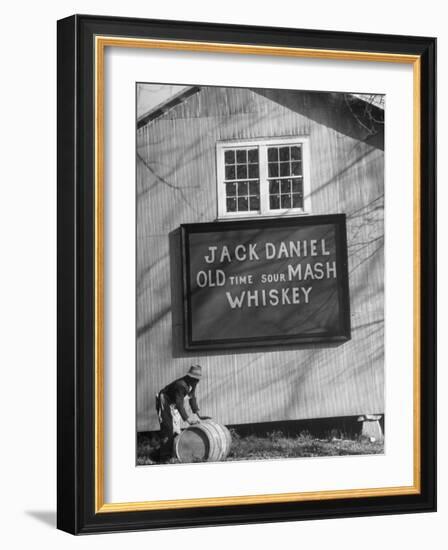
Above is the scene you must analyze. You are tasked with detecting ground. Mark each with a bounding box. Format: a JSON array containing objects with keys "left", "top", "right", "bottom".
[{"left": 136, "top": 429, "right": 384, "bottom": 465}]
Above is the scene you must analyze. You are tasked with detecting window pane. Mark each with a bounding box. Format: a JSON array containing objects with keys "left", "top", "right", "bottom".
[
  {"left": 268, "top": 147, "right": 278, "bottom": 162},
  {"left": 281, "top": 179, "right": 291, "bottom": 193},
  {"left": 291, "top": 161, "right": 302, "bottom": 176},
  {"left": 238, "top": 196, "right": 248, "bottom": 211},
  {"left": 236, "top": 149, "right": 247, "bottom": 163},
  {"left": 248, "top": 164, "right": 259, "bottom": 179},
  {"left": 225, "top": 165, "right": 235, "bottom": 180},
  {"left": 270, "top": 195, "right": 280, "bottom": 209},
  {"left": 226, "top": 197, "right": 236, "bottom": 212},
  {"left": 238, "top": 181, "right": 248, "bottom": 195},
  {"left": 281, "top": 195, "right": 292, "bottom": 208},
  {"left": 292, "top": 179, "right": 302, "bottom": 193},
  {"left": 248, "top": 148, "right": 258, "bottom": 163},
  {"left": 237, "top": 165, "right": 247, "bottom": 179},
  {"left": 269, "top": 180, "right": 279, "bottom": 194},
  {"left": 249, "top": 196, "right": 260, "bottom": 210},
  {"left": 291, "top": 146, "right": 301, "bottom": 160},
  {"left": 292, "top": 193, "right": 303, "bottom": 208},
  {"left": 268, "top": 163, "right": 279, "bottom": 177},
  {"left": 222, "top": 142, "right": 305, "bottom": 215},
  {"left": 279, "top": 147, "right": 290, "bottom": 161},
  {"left": 249, "top": 181, "right": 259, "bottom": 195},
  {"left": 280, "top": 162, "right": 290, "bottom": 177},
  {"left": 226, "top": 182, "right": 236, "bottom": 196},
  {"left": 224, "top": 150, "right": 235, "bottom": 164}
]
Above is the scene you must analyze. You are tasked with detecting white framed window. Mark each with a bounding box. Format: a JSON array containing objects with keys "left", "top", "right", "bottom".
[{"left": 216, "top": 137, "right": 311, "bottom": 219}]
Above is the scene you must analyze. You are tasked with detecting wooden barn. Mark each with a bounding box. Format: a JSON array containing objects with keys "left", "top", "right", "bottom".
[{"left": 136, "top": 85, "right": 384, "bottom": 434}]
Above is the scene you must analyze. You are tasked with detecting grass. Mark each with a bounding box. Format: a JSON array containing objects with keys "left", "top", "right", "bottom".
[
  {"left": 227, "top": 429, "right": 383, "bottom": 461},
  {"left": 137, "top": 429, "right": 384, "bottom": 465}
]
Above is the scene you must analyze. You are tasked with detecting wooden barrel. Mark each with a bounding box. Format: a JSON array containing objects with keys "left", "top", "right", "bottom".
[{"left": 174, "top": 420, "right": 232, "bottom": 463}]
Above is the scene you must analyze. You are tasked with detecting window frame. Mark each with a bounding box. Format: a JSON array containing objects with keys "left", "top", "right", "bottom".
[{"left": 216, "top": 136, "right": 311, "bottom": 220}]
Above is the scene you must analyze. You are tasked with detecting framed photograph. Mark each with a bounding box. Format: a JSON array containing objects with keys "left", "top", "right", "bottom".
[{"left": 57, "top": 15, "right": 436, "bottom": 534}]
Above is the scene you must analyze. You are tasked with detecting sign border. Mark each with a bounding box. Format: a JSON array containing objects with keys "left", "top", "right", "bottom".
[{"left": 181, "top": 215, "right": 351, "bottom": 350}]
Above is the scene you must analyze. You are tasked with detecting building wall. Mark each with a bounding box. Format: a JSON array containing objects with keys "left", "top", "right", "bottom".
[{"left": 136, "top": 86, "right": 384, "bottom": 432}]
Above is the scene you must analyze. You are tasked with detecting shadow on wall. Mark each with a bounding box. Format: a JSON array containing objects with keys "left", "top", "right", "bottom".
[
  {"left": 138, "top": 415, "right": 385, "bottom": 440},
  {"left": 228, "top": 415, "right": 385, "bottom": 439},
  {"left": 169, "top": 227, "right": 344, "bottom": 358},
  {"left": 254, "top": 89, "right": 384, "bottom": 151}
]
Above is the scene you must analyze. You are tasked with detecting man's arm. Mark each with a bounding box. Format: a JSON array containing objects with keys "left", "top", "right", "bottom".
[
  {"left": 173, "top": 383, "right": 189, "bottom": 421},
  {"left": 189, "top": 389, "right": 199, "bottom": 414}
]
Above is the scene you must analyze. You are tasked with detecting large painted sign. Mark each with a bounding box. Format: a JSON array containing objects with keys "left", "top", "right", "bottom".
[{"left": 181, "top": 215, "right": 350, "bottom": 350}]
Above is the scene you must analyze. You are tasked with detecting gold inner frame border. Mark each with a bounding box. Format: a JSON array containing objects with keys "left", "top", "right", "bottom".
[{"left": 94, "top": 35, "right": 421, "bottom": 514}]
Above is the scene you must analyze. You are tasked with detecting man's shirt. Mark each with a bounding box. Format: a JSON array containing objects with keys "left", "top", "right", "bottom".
[{"left": 160, "top": 376, "right": 199, "bottom": 421}]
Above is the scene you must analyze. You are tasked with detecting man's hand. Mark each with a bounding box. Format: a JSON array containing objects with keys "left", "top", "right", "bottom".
[{"left": 187, "top": 413, "right": 200, "bottom": 425}]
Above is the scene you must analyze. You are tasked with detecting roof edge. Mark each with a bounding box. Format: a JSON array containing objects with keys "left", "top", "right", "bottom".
[
  {"left": 137, "top": 86, "right": 201, "bottom": 129},
  {"left": 137, "top": 86, "right": 384, "bottom": 129}
]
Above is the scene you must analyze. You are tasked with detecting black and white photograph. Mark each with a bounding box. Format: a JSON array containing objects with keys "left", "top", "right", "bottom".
[
  {"left": 136, "top": 83, "right": 385, "bottom": 465},
  {"left": 0, "top": 0, "right": 440, "bottom": 544}
]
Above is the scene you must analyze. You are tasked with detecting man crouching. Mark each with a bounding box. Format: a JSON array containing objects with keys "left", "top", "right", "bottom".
[{"left": 155, "top": 365, "right": 204, "bottom": 462}]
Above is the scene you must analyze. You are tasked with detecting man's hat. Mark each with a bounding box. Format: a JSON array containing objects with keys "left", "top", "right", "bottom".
[{"left": 187, "top": 365, "right": 202, "bottom": 379}]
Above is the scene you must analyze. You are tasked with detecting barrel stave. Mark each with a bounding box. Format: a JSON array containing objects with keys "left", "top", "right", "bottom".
[{"left": 174, "top": 420, "right": 232, "bottom": 463}]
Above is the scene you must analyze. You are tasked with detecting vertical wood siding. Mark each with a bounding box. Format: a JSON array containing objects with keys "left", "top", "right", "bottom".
[{"left": 136, "top": 87, "right": 384, "bottom": 431}]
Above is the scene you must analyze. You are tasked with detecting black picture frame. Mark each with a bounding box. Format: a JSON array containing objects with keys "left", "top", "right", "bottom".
[
  {"left": 57, "top": 14, "right": 436, "bottom": 535},
  {"left": 181, "top": 215, "right": 351, "bottom": 350}
]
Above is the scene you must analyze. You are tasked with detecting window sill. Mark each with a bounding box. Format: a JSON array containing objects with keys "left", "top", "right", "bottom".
[{"left": 216, "top": 210, "right": 311, "bottom": 221}]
